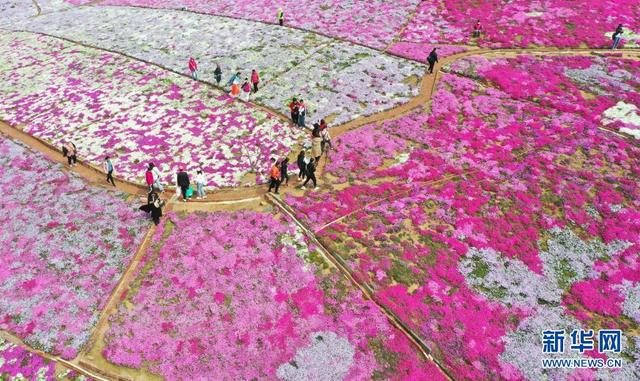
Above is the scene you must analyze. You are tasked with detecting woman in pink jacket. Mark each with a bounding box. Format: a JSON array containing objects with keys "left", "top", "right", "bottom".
[
  {"left": 251, "top": 69, "right": 260, "bottom": 93},
  {"left": 145, "top": 165, "right": 155, "bottom": 191},
  {"left": 188, "top": 57, "right": 198, "bottom": 80}
]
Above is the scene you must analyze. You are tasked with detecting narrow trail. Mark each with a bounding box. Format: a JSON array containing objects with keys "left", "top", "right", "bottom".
[{"left": 267, "top": 193, "right": 456, "bottom": 380}]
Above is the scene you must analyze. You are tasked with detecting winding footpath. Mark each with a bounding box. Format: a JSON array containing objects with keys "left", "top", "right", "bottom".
[{"left": 1, "top": 1, "right": 640, "bottom": 380}]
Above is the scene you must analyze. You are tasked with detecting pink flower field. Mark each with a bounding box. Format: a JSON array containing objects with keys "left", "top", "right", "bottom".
[
  {"left": 102, "top": 211, "right": 446, "bottom": 380},
  {"left": 0, "top": 134, "right": 149, "bottom": 359},
  {"left": 286, "top": 54, "right": 640, "bottom": 380},
  {"left": 1, "top": 1, "right": 640, "bottom": 380}
]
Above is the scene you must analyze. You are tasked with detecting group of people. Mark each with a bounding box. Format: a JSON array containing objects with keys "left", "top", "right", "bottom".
[
  {"left": 288, "top": 97, "right": 307, "bottom": 127},
  {"left": 187, "top": 58, "right": 262, "bottom": 102},
  {"left": 268, "top": 119, "right": 332, "bottom": 194}
]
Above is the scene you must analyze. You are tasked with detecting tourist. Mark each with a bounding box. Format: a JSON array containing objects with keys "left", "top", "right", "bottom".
[
  {"left": 241, "top": 78, "right": 252, "bottom": 101},
  {"left": 296, "top": 150, "right": 307, "bottom": 181},
  {"left": 473, "top": 20, "right": 482, "bottom": 38},
  {"left": 427, "top": 48, "right": 438, "bottom": 74},
  {"left": 63, "top": 141, "right": 77, "bottom": 167},
  {"left": 104, "top": 156, "right": 116, "bottom": 186},
  {"left": 145, "top": 164, "right": 155, "bottom": 192},
  {"left": 149, "top": 163, "right": 164, "bottom": 192},
  {"left": 289, "top": 97, "right": 299, "bottom": 124},
  {"left": 177, "top": 168, "right": 190, "bottom": 202},
  {"left": 214, "top": 63, "right": 222, "bottom": 85},
  {"left": 280, "top": 157, "right": 290, "bottom": 186},
  {"left": 301, "top": 157, "right": 318, "bottom": 190},
  {"left": 188, "top": 57, "right": 198, "bottom": 80},
  {"left": 148, "top": 190, "right": 164, "bottom": 225},
  {"left": 251, "top": 69, "right": 260, "bottom": 93},
  {"left": 311, "top": 124, "right": 323, "bottom": 161},
  {"left": 297, "top": 99, "right": 307, "bottom": 128},
  {"left": 277, "top": 8, "right": 284, "bottom": 26},
  {"left": 321, "top": 126, "right": 333, "bottom": 153},
  {"left": 268, "top": 158, "right": 281, "bottom": 194},
  {"left": 612, "top": 24, "right": 623, "bottom": 49},
  {"left": 226, "top": 71, "right": 241, "bottom": 88},
  {"left": 195, "top": 169, "right": 206, "bottom": 199}
]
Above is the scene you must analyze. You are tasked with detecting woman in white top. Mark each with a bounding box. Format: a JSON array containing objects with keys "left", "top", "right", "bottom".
[
  {"left": 150, "top": 163, "right": 164, "bottom": 192},
  {"left": 195, "top": 170, "right": 206, "bottom": 199}
]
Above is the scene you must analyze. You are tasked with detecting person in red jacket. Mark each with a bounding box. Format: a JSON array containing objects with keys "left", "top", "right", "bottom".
[
  {"left": 473, "top": 20, "right": 483, "bottom": 38},
  {"left": 188, "top": 57, "right": 198, "bottom": 80},
  {"left": 145, "top": 164, "right": 154, "bottom": 192},
  {"left": 251, "top": 69, "right": 260, "bottom": 93},
  {"left": 268, "top": 158, "right": 281, "bottom": 194},
  {"left": 289, "top": 97, "right": 299, "bottom": 124}
]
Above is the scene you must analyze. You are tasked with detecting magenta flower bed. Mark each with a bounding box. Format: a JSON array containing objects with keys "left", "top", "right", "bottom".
[
  {"left": 0, "top": 134, "right": 149, "bottom": 359},
  {"left": 102, "top": 211, "right": 446, "bottom": 380},
  {"left": 401, "top": 0, "right": 640, "bottom": 48},
  {"left": 285, "top": 54, "right": 640, "bottom": 380}
]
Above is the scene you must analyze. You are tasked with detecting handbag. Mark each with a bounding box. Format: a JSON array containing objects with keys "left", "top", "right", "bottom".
[{"left": 186, "top": 187, "right": 194, "bottom": 198}]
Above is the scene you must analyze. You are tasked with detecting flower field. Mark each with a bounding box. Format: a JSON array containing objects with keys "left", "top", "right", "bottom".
[
  {"left": 64, "top": 0, "right": 640, "bottom": 50},
  {"left": 1, "top": 1, "right": 639, "bottom": 380},
  {"left": 0, "top": 337, "right": 90, "bottom": 381},
  {"left": 11, "top": 6, "right": 424, "bottom": 125},
  {"left": 0, "top": 133, "right": 149, "bottom": 359},
  {"left": 66, "top": 0, "right": 421, "bottom": 49},
  {"left": 285, "top": 54, "right": 640, "bottom": 380},
  {"left": 102, "top": 211, "right": 446, "bottom": 380},
  {"left": 0, "top": 31, "right": 303, "bottom": 188}
]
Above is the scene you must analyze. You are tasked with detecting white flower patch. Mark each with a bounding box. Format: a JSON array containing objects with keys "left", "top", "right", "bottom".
[
  {"left": 602, "top": 101, "right": 640, "bottom": 139},
  {"left": 277, "top": 331, "right": 355, "bottom": 381},
  {"left": 13, "top": 6, "right": 424, "bottom": 125}
]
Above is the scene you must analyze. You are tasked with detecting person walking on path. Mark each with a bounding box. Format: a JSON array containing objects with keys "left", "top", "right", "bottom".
[
  {"left": 289, "top": 97, "right": 299, "bottom": 124},
  {"left": 297, "top": 99, "right": 307, "bottom": 128},
  {"left": 268, "top": 158, "right": 281, "bottom": 194},
  {"left": 226, "top": 71, "right": 241, "bottom": 88},
  {"left": 427, "top": 48, "right": 438, "bottom": 74},
  {"left": 145, "top": 165, "right": 155, "bottom": 192},
  {"left": 311, "top": 124, "right": 323, "bottom": 162},
  {"left": 177, "top": 168, "right": 190, "bottom": 202},
  {"left": 473, "top": 20, "right": 482, "bottom": 38},
  {"left": 63, "top": 141, "right": 77, "bottom": 167},
  {"left": 148, "top": 190, "right": 164, "bottom": 225},
  {"left": 296, "top": 150, "right": 307, "bottom": 181},
  {"left": 612, "top": 24, "right": 623, "bottom": 49},
  {"left": 251, "top": 69, "right": 260, "bottom": 93},
  {"left": 149, "top": 163, "right": 164, "bottom": 192},
  {"left": 321, "top": 126, "right": 333, "bottom": 154},
  {"left": 277, "top": 8, "right": 284, "bottom": 26},
  {"left": 280, "top": 157, "right": 289, "bottom": 186},
  {"left": 301, "top": 157, "right": 318, "bottom": 190},
  {"left": 195, "top": 169, "right": 206, "bottom": 199},
  {"left": 214, "top": 64, "right": 222, "bottom": 85},
  {"left": 104, "top": 156, "right": 116, "bottom": 186},
  {"left": 241, "top": 78, "right": 252, "bottom": 101},
  {"left": 188, "top": 57, "right": 198, "bottom": 80}
]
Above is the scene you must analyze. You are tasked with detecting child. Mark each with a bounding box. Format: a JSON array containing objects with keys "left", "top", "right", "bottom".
[{"left": 241, "top": 78, "right": 252, "bottom": 101}]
